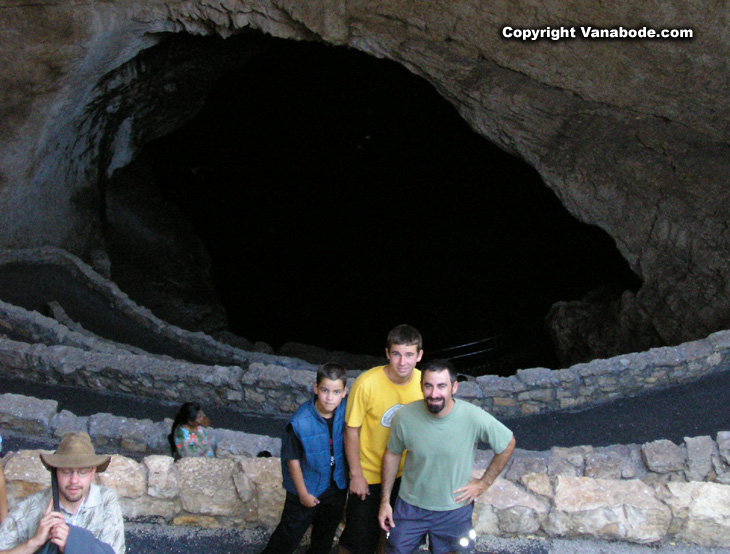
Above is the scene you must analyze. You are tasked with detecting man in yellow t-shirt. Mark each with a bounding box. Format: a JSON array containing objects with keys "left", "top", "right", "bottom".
[{"left": 338, "top": 324, "right": 424, "bottom": 554}]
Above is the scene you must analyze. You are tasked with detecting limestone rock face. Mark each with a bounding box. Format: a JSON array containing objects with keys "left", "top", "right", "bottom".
[
  {"left": 238, "top": 457, "right": 286, "bottom": 528},
  {"left": 545, "top": 476, "right": 671, "bottom": 543},
  {"left": 143, "top": 455, "right": 180, "bottom": 499},
  {"left": 474, "top": 477, "right": 549, "bottom": 535},
  {"left": 96, "top": 455, "right": 145, "bottom": 498},
  {"left": 665, "top": 482, "right": 730, "bottom": 547},
  {"left": 176, "top": 457, "right": 246, "bottom": 517},
  {"left": 1, "top": 1, "right": 730, "bottom": 360}
]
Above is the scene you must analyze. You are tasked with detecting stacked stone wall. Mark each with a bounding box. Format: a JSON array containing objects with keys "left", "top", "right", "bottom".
[
  {"left": 1, "top": 322, "right": 729, "bottom": 420},
  {"left": 6, "top": 391, "right": 730, "bottom": 488},
  {"left": 2, "top": 248, "right": 730, "bottom": 420},
  {"left": 3, "top": 433, "right": 730, "bottom": 547}
]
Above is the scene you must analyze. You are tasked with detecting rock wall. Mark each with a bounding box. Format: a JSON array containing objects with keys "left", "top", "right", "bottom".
[
  {"left": 2, "top": 288, "right": 729, "bottom": 419},
  {"left": 6, "top": 389, "right": 730, "bottom": 486},
  {"left": 0, "top": 393, "right": 281, "bottom": 459},
  {"left": 4, "top": 435, "right": 730, "bottom": 547},
  {"left": 1, "top": 1, "right": 730, "bottom": 360}
]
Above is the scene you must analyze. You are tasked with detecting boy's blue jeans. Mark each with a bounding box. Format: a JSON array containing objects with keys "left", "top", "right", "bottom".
[{"left": 261, "top": 485, "right": 347, "bottom": 554}]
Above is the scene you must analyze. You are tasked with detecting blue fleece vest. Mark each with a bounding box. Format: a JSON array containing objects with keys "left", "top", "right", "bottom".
[{"left": 282, "top": 396, "right": 348, "bottom": 497}]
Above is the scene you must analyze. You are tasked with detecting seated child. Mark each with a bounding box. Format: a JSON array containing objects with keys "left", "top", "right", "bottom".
[
  {"left": 261, "top": 363, "right": 349, "bottom": 554},
  {"left": 169, "top": 402, "right": 213, "bottom": 459}
]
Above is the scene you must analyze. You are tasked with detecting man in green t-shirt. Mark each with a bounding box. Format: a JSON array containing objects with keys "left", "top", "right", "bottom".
[{"left": 378, "top": 359, "right": 516, "bottom": 554}]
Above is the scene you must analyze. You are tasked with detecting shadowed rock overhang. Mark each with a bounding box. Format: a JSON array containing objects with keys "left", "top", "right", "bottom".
[{"left": 1, "top": 1, "right": 728, "bottom": 364}]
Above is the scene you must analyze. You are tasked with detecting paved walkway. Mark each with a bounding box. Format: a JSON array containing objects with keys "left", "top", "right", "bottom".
[{"left": 4, "top": 363, "right": 730, "bottom": 454}]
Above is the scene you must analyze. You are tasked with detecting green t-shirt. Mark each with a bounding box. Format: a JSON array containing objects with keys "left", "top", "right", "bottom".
[{"left": 388, "top": 399, "right": 513, "bottom": 511}]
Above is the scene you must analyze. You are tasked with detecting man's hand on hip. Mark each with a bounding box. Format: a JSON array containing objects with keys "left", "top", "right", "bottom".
[{"left": 453, "top": 478, "right": 489, "bottom": 504}]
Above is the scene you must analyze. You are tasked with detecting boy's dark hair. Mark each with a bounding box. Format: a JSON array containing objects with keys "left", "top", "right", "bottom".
[
  {"left": 420, "top": 358, "right": 458, "bottom": 385},
  {"left": 386, "top": 324, "right": 423, "bottom": 351},
  {"left": 316, "top": 362, "right": 348, "bottom": 386}
]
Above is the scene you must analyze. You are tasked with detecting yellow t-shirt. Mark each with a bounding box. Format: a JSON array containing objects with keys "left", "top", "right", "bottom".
[{"left": 345, "top": 365, "right": 423, "bottom": 484}]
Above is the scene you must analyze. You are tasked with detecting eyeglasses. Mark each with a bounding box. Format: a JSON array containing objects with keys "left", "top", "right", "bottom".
[{"left": 57, "top": 468, "right": 93, "bottom": 477}]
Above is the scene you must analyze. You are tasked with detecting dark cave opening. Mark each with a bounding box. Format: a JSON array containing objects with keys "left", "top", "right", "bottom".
[{"left": 129, "top": 35, "right": 640, "bottom": 374}]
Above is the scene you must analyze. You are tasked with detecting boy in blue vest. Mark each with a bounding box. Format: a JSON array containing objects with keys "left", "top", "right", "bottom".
[{"left": 261, "top": 362, "right": 349, "bottom": 554}]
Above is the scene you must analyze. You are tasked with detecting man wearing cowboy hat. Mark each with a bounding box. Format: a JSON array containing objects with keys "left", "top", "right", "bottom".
[{"left": 0, "top": 432, "right": 124, "bottom": 554}]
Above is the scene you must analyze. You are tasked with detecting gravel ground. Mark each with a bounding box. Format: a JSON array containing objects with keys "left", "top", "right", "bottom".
[{"left": 123, "top": 522, "right": 730, "bottom": 554}]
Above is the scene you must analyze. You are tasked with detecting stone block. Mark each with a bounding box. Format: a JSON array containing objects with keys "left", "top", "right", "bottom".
[
  {"left": 519, "top": 473, "right": 553, "bottom": 499},
  {"left": 684, "top": 435, "right": 716, "bottom": 482},
  {"left": 545, "top": 476, "right": 671, "bottom": 543},
  {"left": 455, "top": 380, "right": 483, "bottom": 400},
  {"left": 96, "top": 455, "right": 145, "bottom": 498},
  {"left": 517, "top": 388, "right": 554, "bottom": 403},
  {"left": 88, "top": 413, "right": 123, "bottom": 447},
  {"left": 120, "top": 418, "right": 156, "bottom": 452},
  {"left": 144, "top": 455, "right": 179, "bottom": 499},
  {"left": 0, "top": 394, "right": 57, "bottom": 435},
  {"left": 51, "top": 410, "right": 89, "bottom": 437},
  {"left": 616, "top": 353, "right": 649, "bottom": 372},
  {"left": 549, "top": 445, "right": 592, "bottom": 475},
  {"left": 642, "top": 439, "right": 685, "bottom": 474},
  {"left": 666, "top": 482, "right": 730, "bottom": 547},
  {"left": 239, "top": 457, "right": 285, "bottom": 528},
  {"left": 547, "top": 456, "right": 580, "bottom": 477},
  {"left": 708, "top": 328, "right": 730, "bottom": 348},
  {"left": 213, "top": 429, "right": 281, "bottom": 458},
  {"left": 520, "top": 403, "right": 542, "bottom": 416},
  {"left": 585, "top": 451, "right": 622, "bottom": 479},
  {"left": 173, "top": 515, "right": 221, "bottom": 528},
  {"left": 585, "top": 445, "right": 642, "bottom": 480},
  {"left": 492, "top": 397, "right": 516, "bottom": 407},
  {"left": 474, "top": 478, "right": 548, "bottom": 535},
  {"left": 718, "top": 431, "right": 730, "bottom": 465},
  {"left": 122, "top": 495, "right": 178, "bottom": 520},
  {"left": 505, "top": 454, "right": 547, "bottom": 482},
  {"left": 516, "top": 367, "right": 561, "bottom": 387},
  {"left": 148, "top": 419, "right": 175, "bottom": 454},
  {"left": 233, "top": 467, "right": 254, "bottom": 504},
  {"left": 177, "top": 457, "right": 245, "bottom": 517},
  {"left": 3, "top": 450, "right": 52, "bottom": 488},
  {"left": 476, "top": 374, "right": 526, "bottom": 393}
]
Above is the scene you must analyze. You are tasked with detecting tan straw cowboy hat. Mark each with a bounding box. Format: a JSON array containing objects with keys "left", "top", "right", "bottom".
[{"left": 40, "top": 432, "right": 111, "bottom": 473}]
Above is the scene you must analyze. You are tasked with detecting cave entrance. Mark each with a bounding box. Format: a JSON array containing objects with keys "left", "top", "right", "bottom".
[{"left": 105, "top": 33, "right": 640, "bottom": 376}]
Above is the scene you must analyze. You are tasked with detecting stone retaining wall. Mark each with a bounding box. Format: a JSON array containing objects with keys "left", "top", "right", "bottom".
[
  {"left": 4, "top": 389, "right": 730, "bottom": 548},
  {"left": 2, "top": 315, "right": 730, "bottom": 420},
  {"left": 3, "top": 249, "right": 730, "bottom": 421},
  {"left": 2, "top": 247, "right": 730, "bottom": 420},
  {"left": 0, "top": 393, "right": 280, "bottom": 459},
  {"left": 3, "top": 438, "right": 730, "bottom": 547},
  {"left": 5, "top": 391, "right": 730, "bottom": 487}
]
